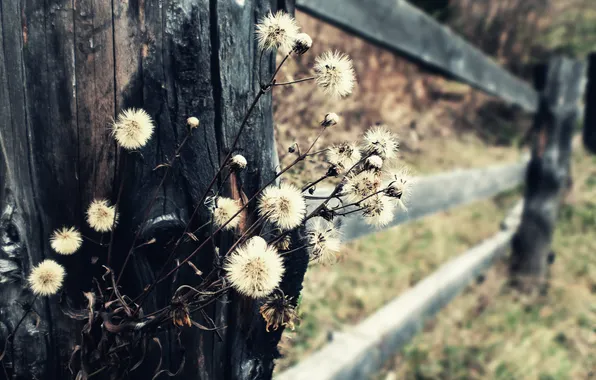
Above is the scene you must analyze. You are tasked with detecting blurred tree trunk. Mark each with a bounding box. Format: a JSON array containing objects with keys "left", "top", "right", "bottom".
[{"left": 0, "top": 0, "right": 300, "bottom": 379}]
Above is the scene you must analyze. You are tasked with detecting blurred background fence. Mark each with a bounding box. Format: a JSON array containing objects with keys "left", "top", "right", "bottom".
[{"left": 276, "top": 0, "right": 594, "bottom": 379}]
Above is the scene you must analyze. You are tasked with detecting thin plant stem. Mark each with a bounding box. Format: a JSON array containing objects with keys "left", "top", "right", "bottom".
[
  {"left": 301, "top": 174, "right": 328, "bottom": 193},
  {"left": 279, "top": 244, "right": 311, "bottom": 256},
  {"left": 133, "top": 50, "right": 298, "bottom": 309},
  {"left": 272, "top": 77, "right": 315, "bottom": 86}
]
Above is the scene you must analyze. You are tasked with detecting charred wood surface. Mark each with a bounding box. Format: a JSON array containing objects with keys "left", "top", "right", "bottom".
[{"left": 0, "top": 0, "right": 298, "bottom": 379}]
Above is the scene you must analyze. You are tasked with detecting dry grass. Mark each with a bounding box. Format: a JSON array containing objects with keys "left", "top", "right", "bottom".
[{"left": 375, "top": 148, "right": 596, "bottom": 380}]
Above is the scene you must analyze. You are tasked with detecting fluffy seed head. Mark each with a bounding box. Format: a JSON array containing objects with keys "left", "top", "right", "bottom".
[
  {"left": 366, "top": 155, "right": 384, "bottom": 170},
  {"left": 384, "top": 167, "right": 413, "bottom": 210},
  {"left": 112, "top": 108, "right": 154, "bottom": 150},
  {"left": 28, "top": 260, "right": 65, "bottom": 296},
  {"left": 229, "top": 154, "right": 248, "bottom": 171},
  {"left": 213, "top": 197, "right": 242, "bottom": 231},
  {"left": 363, "top": 125, "right": 399, "bottom": 159},
  {"left": 306, "top": 217, "right": 341, "bottom": 265},
  {"left": 50, "top": 227, "right": 82, "bottom": 255},
  {"left": 344, "top": 170, "right": 382, "bottom": 203},
  {"left": 86, "top": 199, "right": 118, "bottom": 233},
  {"left": 327, "top": 143, "right": 361, "bottom": 173},
  {"left": 362, "top": 196, "right": 395, "bottom": 227},
  {"left": 256, "top": 11, "right": 300, "bottom": 52},
  {"left": 258, "top": 184, "right": 306, "bottom": 230},
  {"left": 260, "top": 291, "right": 297, "bottom": 332},
  {"left": 321, "top": 112, "right": 339, "bottom": 127},
  {"left": 314, "top": 51, "right": 356, "bottom": 98},
  {"left": 187, "top": 117, "right": 200, "bottom": 129},
  {"left": 224, "top": 236, "right": 285, "bottom": 298},
  {"left": 292, "top": 33, "right": 312, "bottom": 55}
]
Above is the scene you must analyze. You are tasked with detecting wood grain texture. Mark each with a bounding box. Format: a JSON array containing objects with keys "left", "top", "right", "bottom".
[
  {"left": 0, "top": 0, "right": 297, "bottom": 378},
  {"left": 277, "top": 201, "right": 523, "bottom": 380},
  {"left": 510, "top": 57, "right": 585, "bottom": 280},
  {"left": 296, "top": 0, "right": 538, "bottom": 112},
  {"left": 583, "top": 53, "right": 596, "bottom": 154}
]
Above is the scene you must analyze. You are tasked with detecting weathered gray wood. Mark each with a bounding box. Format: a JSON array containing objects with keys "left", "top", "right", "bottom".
[
  {"left": 510, "top": 57, "right": 585, "bottom": 281},
  {"left": 276, "top": 201, "right": 523, "bottom": 380},
  {"left": 296, "top": 0, "right": 538, "bottom": 112},
  {"left": 309, "top": 158, "right": 528, "bottom": 242},
  {"left": 0, "top": 1, "right": 298, "bottom": 379},
  {"left": 583, "top": 53, "right": 596, "bottom": 154}
]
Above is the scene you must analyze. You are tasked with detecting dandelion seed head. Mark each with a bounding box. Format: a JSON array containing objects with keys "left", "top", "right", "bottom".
[
  {"left": 258, "top": 184, "right": 306, "bottom": 230},
  {"left": 50, "top": 226, "right": 82, "bottom": 255},
  {"left": 344, "top": 170, "right": 381, "bottom": 203},
  {"left": 363, "top": 125, "right": 399, "bottom": 159},
  {"left": 326, "top": 142, "right": 361, "bottom": 173},
  {"left": 260, "top": 291, "right": 297, "bottom": 332},
  {"left": 321, "top": 112, "right": 339, "bottom": 127},
  {"left": 213, "top": 197, "right": 242, "bottom": 230},
  {"left": 224, "top": 236, "right": 284, "bottom": 298},
  {"left": 362, "top": 196, "right": 395, "bottom": 227},
  {"left": 28, "top": 259, "right": 65, "bottom": 296},
  {"left": 366, "top": 155, "right": 384, "bottom": 170},
  {"left": 306, "top": 217, "right": 341, "bottom": 265},
  {"left": 256, "top": 11, "right": 299, "bottom": 52},
  {"left": 293, "top": 32, "right": 312, "bottom": 55},
  {"left": 229, "top": 154, "right": 248, "bottom": 171},
  {"left": 384, "top": 167, "right": 413, "bottom": 210},
  {"left": 187, "top": 117, "right": 200, "bottom": 129},
  {"left": 314, "top": 51, "right": 355, "bottom": 98},
  {"left": 112, "top": 108, "right": 154, "bottom": 150},
  {"left": 86, "top": 199, "right": 118, "bottom": 233}
]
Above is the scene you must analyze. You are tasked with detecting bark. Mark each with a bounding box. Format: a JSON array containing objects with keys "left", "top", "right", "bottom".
[{"left": 0, "top": 0, "right": 301, "bottom": 379}]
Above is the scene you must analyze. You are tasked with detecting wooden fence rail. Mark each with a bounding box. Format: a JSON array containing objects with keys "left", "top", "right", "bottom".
[
  {"left": 296, "top": 0, "right": 538, "bottom": 111},
  {"left": 309, "top": 158, "right": 528, "bottom": 242}
]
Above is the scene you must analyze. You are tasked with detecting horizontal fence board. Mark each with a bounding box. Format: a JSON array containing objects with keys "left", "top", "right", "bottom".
[
  {"left": 296, "top": 0, "right": 538, "bottom": 112},
  {"left": 308, "top": 157, "right": 529, "bottom": 242},
  {"left": 276, "top": 201, "right": 524, "bottom": 380}
]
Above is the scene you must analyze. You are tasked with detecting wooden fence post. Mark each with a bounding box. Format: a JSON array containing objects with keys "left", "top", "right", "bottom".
[
  {"left": 0, "top": 1, "right": 299, "bottom": 379},
  {"left": 583, "top": 52, "right": 596, "bottom": 154},
  {"left": 509, "top": 57, "right": 585, "bottom": 286}
]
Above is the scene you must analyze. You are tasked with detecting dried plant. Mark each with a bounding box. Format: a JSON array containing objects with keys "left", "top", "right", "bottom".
[{"left": 3, "top": 11, "right": 414, "bottom": 378}]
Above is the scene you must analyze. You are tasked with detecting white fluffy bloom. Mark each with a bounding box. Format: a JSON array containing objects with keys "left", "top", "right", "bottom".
[
  {"left": 86, "top": 199, "right": 118, "bottom": 233},
  {"left": 327, "top": 143, "right": 361, "bottom": 172},
  {"left": 187, "top": 117, "right": 200, "bottom": 129},
  {"left": 256, "top": 11, "right": 300, "bottom": 52},
  {"left": 366, "top": 155, "right": 384, "bottom": 170},
  {"left": 314, "top": 51, "right": 355, "bottom": 98},
  {"left": 213, "top": 197, "right": 242, "bottom": 230},
  {"left": 321, "top": 112, "right": 339, "bottom": 127},
  {"left": 384, "top": 167, "right": 413, "bottom": 210},
  {"left": 258, "top": 183, "right": 306, "bottom": 230},
  {"left": 224, "top": 236, "right": 285, "bottom": 298},
  {"left": 293, "top": 32, "right": 312, "bottom": 55},
  {"left": 50, "top": 227, "right": 82, "bottom": 255},
  {"left": 362, "top": 196, "right": 395, "bottom": 227},
  {"left": 112, "top": 108, "right": 155, "bottom": 150},
  {"left": 28, "top": 259, "right": 65, "bottom": 296},
  {"left": 306, "top": 218, "right": 341, "bottom": 265},
  {"left": 363, "top": 125, "right": 399, "bottom": 159},
  {"left": 343, "top": 170, "right": 381, "bottom": 203},
  {"left": 229, "top": 154, "right": 247, "bottom": 171}
]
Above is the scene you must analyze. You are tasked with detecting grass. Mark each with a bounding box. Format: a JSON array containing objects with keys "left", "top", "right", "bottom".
[{"left": 373, "top": 148, "right": 596, "bottom": 380}]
